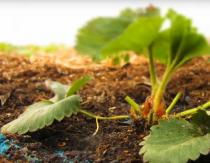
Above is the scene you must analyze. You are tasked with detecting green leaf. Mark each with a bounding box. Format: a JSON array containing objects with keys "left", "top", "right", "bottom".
[
  {"left": 75, "top": 17, "right": 132, "bottom": 61},
  {"left": 150, "top": 30, "right": 171, "bottom": 64},
  {"left": 191, "top": 110, "right": 210, "bottom": 133},
  {"left": 1, "top": 95, "right": 80, "bottom": 135},
  {"left": 102, "top": 16, "right": 163, "bottom": 56},
  {"left": 166, "top": 10, "right": 209, "bottom": 68},
  {"left": 75, "top": 6, "right": 160, "bottom": 61},
  {"left": 119, "top": 6, "right": 160, "bottom": 20},
  {"left": 140, "top": 119, "right": 210, "bottom": 163},
  {"left": 175, "top": 32, "right": 209, "bottom": 68},
  {"left": 45, "top": 80, "right": 69, "bottom": 102},
  {"left": 1, "top": 76, "right": 91, "bottom": 135},
  {"left": 66, "top": 76, "right": 92, "bottom": 97},
  {"left": 150, "top": 10, "right": 209, "bottom": 66}
]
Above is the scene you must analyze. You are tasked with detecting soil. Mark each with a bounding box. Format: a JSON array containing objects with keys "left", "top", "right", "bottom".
[{"left": 0, "top": 54, "right": 209, "bottom": 163}]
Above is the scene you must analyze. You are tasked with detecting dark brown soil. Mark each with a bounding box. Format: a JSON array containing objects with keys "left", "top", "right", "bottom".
[{"left": 0, "top": 55, "right": 209, "bottom": 163}]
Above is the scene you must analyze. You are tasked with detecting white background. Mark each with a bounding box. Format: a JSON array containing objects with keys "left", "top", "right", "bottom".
[{"left": 0, "top": 1, "right": 209, "bottom": 46}]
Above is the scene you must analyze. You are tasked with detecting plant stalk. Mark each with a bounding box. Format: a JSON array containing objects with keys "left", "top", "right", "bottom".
[
  {"left": 153, "top": 66, "right": 173, "bottom": 115},
  {"left": 125, "top": 96, "right": 140, "bottom": 113},
  {"left": 148, "top": 46, "right": 157, "bottom": 95},
  {"left": 175, "top": 101, "right": 210, "bottom": 117},
  {"left": 166, "top": 92, "right": 182, "bottom": 116},
  {"left": 148, "top": 110, "right": 154, "bottom": 125},
  {"left": 79, "top": 109, "right": 130, "bottom": 120}
]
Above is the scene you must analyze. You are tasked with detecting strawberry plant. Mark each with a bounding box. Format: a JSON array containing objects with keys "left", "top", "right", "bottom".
[
  {"left": 76, "top": 6, "right": 210, "bottom": 163},
  {"left": 1, "top": 76, "right": 129, "bottom": 135},
  {"left": 102, "top": 9, "right": 210, "bottom": 120},
  {"left": 102, "top": 9, "right": 210, "bottom": 163}
]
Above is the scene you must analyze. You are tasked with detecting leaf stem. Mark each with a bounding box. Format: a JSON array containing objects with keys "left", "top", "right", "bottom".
[
  {"left": 125, "top": 96, "right": 140, "bottom": 113},
  {"left": 148, "top": 110, "right": 154, "bottom": 125},
  {"left": 79, "top": 109, "right": 130, "bottom": 120},
  {"left": 153, "top": 66, "right": 173, "bottom": 114},
  {"left": 148, "top": 46, "right": 157, "bottom": 95},
  {"left": 175, "top": 101, "right": 210, "bottom": 117},
  {"left": 166, "top": 92, "right": 182, "bottom": 116}
]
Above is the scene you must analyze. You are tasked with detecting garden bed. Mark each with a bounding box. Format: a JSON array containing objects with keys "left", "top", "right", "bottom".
[{"left": 0, "top": 54, "right": 209, "bottom": 162}]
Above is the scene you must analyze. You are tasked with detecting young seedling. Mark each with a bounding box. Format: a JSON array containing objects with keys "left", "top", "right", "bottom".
[{"left": 1, "top": 76, "right": 129, "bottom": 135}]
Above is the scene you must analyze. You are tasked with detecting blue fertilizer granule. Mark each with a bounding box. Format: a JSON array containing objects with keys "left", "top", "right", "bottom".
[{"left": 0, "top": 134, "right": 10, "bottom": 155}]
